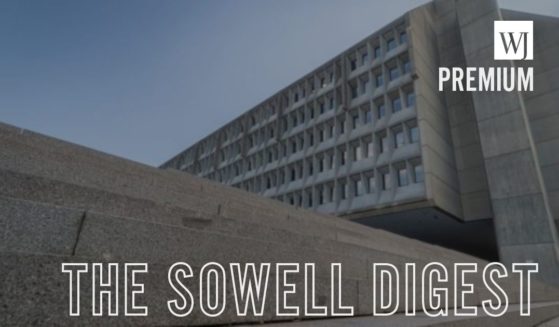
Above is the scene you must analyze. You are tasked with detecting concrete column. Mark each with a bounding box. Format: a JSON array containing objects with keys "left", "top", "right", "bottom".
[{"left": 455, "top": 0, "right": 559, "bottom": 285}]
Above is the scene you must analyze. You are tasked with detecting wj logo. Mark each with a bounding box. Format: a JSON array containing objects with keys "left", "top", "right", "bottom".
[{"left": 494, "top": 21, "right": 533, "bottom": 60}]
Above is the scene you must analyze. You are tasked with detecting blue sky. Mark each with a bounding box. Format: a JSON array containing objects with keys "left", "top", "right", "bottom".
[{"left": 1, "top": 0, "right": 557, "bottom": 166}]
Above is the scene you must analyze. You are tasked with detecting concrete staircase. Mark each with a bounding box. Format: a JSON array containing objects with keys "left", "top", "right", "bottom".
[{"left": 0, "top": 121, "right": 558, "bottom": 326}]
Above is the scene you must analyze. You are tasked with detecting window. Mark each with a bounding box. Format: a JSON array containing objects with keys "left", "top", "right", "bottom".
[
  {"left": 375, "top": 74, "right": 384, "bottom": 87},
  {"left": 319, "top": 102, "right": 325, "bottom": 114},
  {"left": 389, "top": 66, "right": 400, "bottom": 81},
  {"left": 364, "top": 110, "right": 372, "bottom": 124},
  {"left": 361, "top": 52, "right": 368, "bottom": 64},
  {"left": 406, "top": 91, "right": 416, "bottom": 107},
  {"left": 292, "top": 115, "right": 298, "bottom": 127},
  {"left": 414, "top": 163, "right": 424, "bottom": 183},
  {"left": 381, "top": 171, "right": 390, "bottom": 190},
  {"left": 377, "top": 103, "right": 386, "bottom": 119},
  {"left": 309, "top": 133, "right": 314, "bottom": 146},
  {"left": 392, "top": 97, "right": 402, "bottom": 113},
  {"left": 374, "top": 46, "right": 381, "bottom": 59},
  {"left": 294, "top": 92, "right": 299, "bottom": 102},
  {"left": 329, "top": 97, "right": 335, "bottom": 109},
  {"left": 403, "top": 58, "right": 411, "bottom": 74},
  {"left": 351, "top": 84, "right": 358, "bottom": 99},
  {"left": 291, "top": 141, "right": 297, "bottom": 153},
  {"left": 387, "top": 38, "right": 396, "bottom": 51},
  {"left": 399, "top": 31, "right": 408, "bottom": 44},
  {"left": 360, "top": 78, "right": 369, "bottom": 94},
  {"left": 352, "top": 114, "right": 359, "bottom": 129},
  {"left": 291, "top": 168, "right": 296, "bottom": 181},
  {"left": 319, "top": 157, "right": 324, "bottom": 172},
  {"left": 319, "top": 129, "right": 325, "bottom": 142},
  {"left": 366, "top": 139, "right": 374, "bottom": 158},
  {"left": 379, "top": 133, "right": 388, "bottom": 153},
  {"left": 339, "top": 120, "right": 345, "bottom": 134},
  {"left": 409, "top": 125, "right": 419, "bottom": 143},
  {"left": 328, "top": 125, "right": 335, "bottom": 138},
  {"left": 340, "top": 148, "right": 347, "bottom": 166},
  {"left": 368, "top": 175, "right": 375, "bottom": 193},
  {"left": 354, "top": 179, "right": 364, "bottom": 196},
  {"left": 397, "top": 167, "right": 408, "bottom": 187},
  {"left": 340, "top": 182, "right": 347, "bottom": 200},
  {"left": 328, "top": 153, "right": 334, "bottom": 169},
  {"left": 353, "top": 144, "right": 362, "bottom": 161},
  {"left": 309, "top": 107, "right": 315, "bottom": 119},
  {"left": 394, "top": 129, "right": 405, "bottom": 148},
  {"left": 268, "top": 151, "right": 273, "bottom": 163},
  {"left": 318, "top": 187, "right": 324, "bottom": 205},
  {"left": 350, "top": 58, "right": 357, "bottom": 71},
  {"left": 308, "top": 162, "right": 314, "bottom": 175}
]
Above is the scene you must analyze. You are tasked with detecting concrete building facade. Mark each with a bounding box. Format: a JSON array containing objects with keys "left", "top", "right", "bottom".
[{"left": 162, "top": 0, "right": 559, "bottom": 285}]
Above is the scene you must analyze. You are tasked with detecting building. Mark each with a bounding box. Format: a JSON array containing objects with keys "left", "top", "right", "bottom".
[{"left": 161, "top": 0, "right": 559, "bottom": 285}]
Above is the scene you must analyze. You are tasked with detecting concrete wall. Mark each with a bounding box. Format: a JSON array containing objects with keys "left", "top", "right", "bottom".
[
  {"left": 409, "top": 3, "right": 463, "bottom": 219},
  {"left": 433, "top": 0, "right": 494, "bottom": 222}
]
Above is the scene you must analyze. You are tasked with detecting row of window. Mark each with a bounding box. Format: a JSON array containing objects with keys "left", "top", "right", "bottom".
[
  {"left": 348, "top": 30, "right": 407, "bottom": 72},
  {"left": 242, "top": 87, "right": 415, "bottom": 154},
  {"left": 212, "top": 119, "right": 419, "bottom": 184},
  {"left": 251, "top": 159, "right": 424, "bottom": 208}
]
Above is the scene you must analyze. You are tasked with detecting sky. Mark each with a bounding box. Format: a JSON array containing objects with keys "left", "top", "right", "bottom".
[{"left": 1, "top": 0, "right": 558, "bottom": 167}]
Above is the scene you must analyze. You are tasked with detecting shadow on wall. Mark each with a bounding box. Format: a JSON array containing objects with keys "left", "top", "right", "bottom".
[{"left": 354, "top": 207, "right": 499, "bottom": 261}]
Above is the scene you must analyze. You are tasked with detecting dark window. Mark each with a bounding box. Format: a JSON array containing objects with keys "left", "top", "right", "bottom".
[
  {"left": 382, "top": 171, "right": 390, "bottom": 190},
  {"left": 340, "top": 183, "right": 347, "bottom": 200},
  {"left": 399, "top": 31, "right": 408, "bottom": 44},
  {"left": 350, "top": 59, "right": 357, "bottom": 71},
  {"left": 374, "top": 46, "right": 381, "bottom": 59},
  {"left": 387, "top": 38, "right": 397, "bottom": 51},
  {"left": 394, "top": 130, "right": 405, "bottom": 148},
  {"left": 378, "top": 103, "right": 386, "bottom": 119},
  {"left": 410, "top": 125, "right": 419, "bottom": 143},
  {"left": 406, "top": 91, "right": 416, "bottom": 107},
  {"left": 389, "top": 67, "right": 400, "bottom": 81},
  {"left": 392, "top": 97, "right": 402, "bottom": 112},
  {"left": 414, "top": 164, "right": 424, "bottom": 183},
  {"left": 364, "top": 110, "right": 372, "bottom": 124},
  {"left": 403, "top": 59, "right": 411, "bottom": 74},
  {"left": 361, "top": 52, "right": 368, "bottom": 64},
  {"left": 352, "top": 115, "right": 359, "bottom": 129},
  {"left": 351, "top": 85, "right": 358, "bottom": 99},
  {"left": 379, "top": 134, "right": 388, "bottom": 153},
  {"left": 376, "top": 74, "right": 384, "bottom": 87},
  {"left": 397, "top": 167, "right": 408, "bottom": 187}
]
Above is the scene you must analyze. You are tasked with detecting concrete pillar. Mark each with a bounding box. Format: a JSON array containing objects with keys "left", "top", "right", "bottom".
[{"left": 455, "top": 0, "right": 559, "bottom": 285}]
